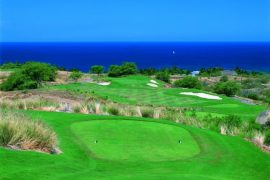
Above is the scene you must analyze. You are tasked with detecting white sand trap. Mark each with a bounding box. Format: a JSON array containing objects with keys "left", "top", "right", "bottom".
[
  {"left": 150, "top": 80, "right": 159, "bottom": 84},
  {"left": 147, "top": 83, "right": 158, "bottom": 88},
  {"left": 98, "top": 82, "right": 111, "bottom": 86},
  {"left": 180, "top": 92, "right": 222, "bottom": 100}
]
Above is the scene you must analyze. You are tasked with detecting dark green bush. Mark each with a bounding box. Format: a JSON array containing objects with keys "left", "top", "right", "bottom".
[
  {"left": 156, "top": 71, "right": 170, "bottom": 83},
  {"left": 0, "top": 62, "right": 57, "bottom": 91},
  {"left": 174, "top": 76, "right": 201, "bottom": 89},
  {"left": 247, "top": 93, "right": 259, "bottom": 100},
  {"left": 120, "top": 62, "right": 137, "bottom": 75},
  {"left": 108, "top": 62, "right": 137, "bottom": 77},
  {"left": 21, "top": 62, "right": 56, "bottom": 84},
  {"left": 199, "top": 67, "right": 223, "bottom": 77},
  {"left": 264, "top": 130, "right": 270, "bottom": 145},
  {"left": 108, "top": 107, "right": 120, "bottom": 116},
  {"left": 108, "top": 65, "right": 122, "bottom": 77},
  {"left": 214, "top": 81, "right": 240, "bottom": 97},
  {"left": 0, "top": 71, "right": 37, "bottom": 91},
  {"left": 69, "top": 71, "right": 83, "bottom": 82},
  {"left": 90, "top": 65, "right": 104, "bottom": 75}
]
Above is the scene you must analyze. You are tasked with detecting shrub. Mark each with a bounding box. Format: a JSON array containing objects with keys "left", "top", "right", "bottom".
[
  {"left": 156, "top": 71, "right": 170, "bottom": 83},
  {"left": 108, "top": 65, "right": 122, "bottom": 77},
  {"left": 0, "top": 110, "right": 58, "bottom": 153},
  {"left": 264, "top": 130, "right": 270, "bottom": 146},
  {"left": 73, "top": 106, "right": 81, "bottom": 113},
  {"left": 0, "top": 71, "right": 38, "bottom": 91},
  {"left": 108, "top": 62, "right": 137, "bottom": 77},
  {"left": 247, "top": 93, "right": 259, "bottom": 100},
  {"left": 214, "top": 81, "right": 240, "bottom": 97},
  {"left": 108, "top": 106, "right": 120, "bottom": 116},
  {"left": 21, "top": 62, "right": 56, "bottom": 84},
  {"left": 0, "top": 62, "right": 57, "bottom": 91},
  {"left": 241, "top": 79, "right": 261, "bottom": 89},
  {"left": 220, "top": 115, "right": 242, "bottom": 130},
  {"left": 141, "top": 107, "right": 154, "bottom": 118},
  {"left": 174, "top": 76, "right": 201, "bottom": 89},
  {"left": 0, "top": 62, "right": 22, "bottom": 70},
  {"left": 90, "top": 65, "right": 104, "bottom": 75},
  {"left": 199, "top": 67, "right": 223, "bottom": 77},
  {"left": 220, "top": 75, "right": 229, "bottom": 82},
  {"left": 120, "top": 62, "right": 137, "bottom": 75},
  {"left": 69, "top": 71, "right": 83, "bottom": 82}
]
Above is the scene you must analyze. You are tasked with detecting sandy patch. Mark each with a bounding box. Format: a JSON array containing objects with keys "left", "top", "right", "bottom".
[
  {"left": 180, "top": 92, "right": 222, "bottom": 100},
  {"left": 98, "top": 82, "right": 111, "bottom": 86},
  {"left": 150, "top": 80, "right": 159, "bottom": 84},
  {"left": 147, "top": 83, "right": 158, "bottom": 88}
]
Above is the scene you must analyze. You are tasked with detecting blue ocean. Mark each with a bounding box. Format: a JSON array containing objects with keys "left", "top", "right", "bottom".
[{"left": 0, "top": 42, "right": 270, "bottom": 72}]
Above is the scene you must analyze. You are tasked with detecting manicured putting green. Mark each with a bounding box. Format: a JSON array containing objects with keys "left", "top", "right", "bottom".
[{"left": 71, "top": 120, "right": 200, "bottom": 161}]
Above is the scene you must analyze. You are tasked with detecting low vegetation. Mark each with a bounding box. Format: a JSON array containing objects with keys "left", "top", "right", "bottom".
[
  {"left": 0, "top": 62, "right": 56, "bottom": 91},
  {"left": 213, "top": 81, "right": 240, "bottom": 97},
  {"left": 0, "top": 110, "right": 58, "bottom": 153},
  {"left": 156, "top": 71, "right": 170, "bottom": 83},
  {"left": 69, "top": 70, "right": 83, "bottom": 82},
  {"left": 90, "top": 65, "right": 104, "bottom": 75},
  {"left": 174, "top": 76, "right": 201, "bottom": 89},
  {"left": 108, "top": 62, "right": 137, "bottom": 77}
]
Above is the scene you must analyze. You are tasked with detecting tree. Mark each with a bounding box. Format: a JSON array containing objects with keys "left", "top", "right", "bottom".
[
  {"left": 0, "top": 71, "right": 37, "bottom": 91},
  {"left": 108, "top": 62, "right": 137, "bottom": 77},
  {"left": 108, "top": 65, "right": 122, "bottom": 77},
  {"left": 156, "top": 71, "right": 170, "bottom": 83},
  {"left": 90, "top": 65, "right": 104, "bottom": 75},
  {"left": 174, "top": 76, "right": 201, "bottom": 89},
  {"left": 120, "top": 62, "right": 137, "bottom": 75},
  {"left": 0, "top": 62, "right": 57, "bottom": 91},
  {"left": 69, "top": 71, "right": 83, "bottom": 82},
  {"left": 214, "top": 81, "right": 240, "bottom": 97},
  {"left": 20, "top": 62, "right": 57, "bottom": 85}
]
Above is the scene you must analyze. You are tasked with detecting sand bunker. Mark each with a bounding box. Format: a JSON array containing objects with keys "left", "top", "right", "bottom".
[
  {"left": 150, "top": 80, "right": 159, "bottom": 84},
  {"left": 180, "top": 92, "right": 222, "bottom": 100},
  {"left": 147, "top": 83, "right": 158, "bottom": 88},
  {"left": 98, "top": 82, "right": 111, "bottom": 86}
]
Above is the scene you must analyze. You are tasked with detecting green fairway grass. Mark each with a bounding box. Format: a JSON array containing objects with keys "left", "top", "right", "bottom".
[
  {"left": 1, "top": 111, "right": 270, "bottom": 179},
  {"left": 71, "top": 120, "right": 199, "bottom": 161},
  {"left": 49, "top": 75, "right": 266, "bottom": 119}
]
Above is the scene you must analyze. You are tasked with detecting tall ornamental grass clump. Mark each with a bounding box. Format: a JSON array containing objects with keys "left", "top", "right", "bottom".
[{"left": 0, "top": 110, "right": 58, "bottom": 153}]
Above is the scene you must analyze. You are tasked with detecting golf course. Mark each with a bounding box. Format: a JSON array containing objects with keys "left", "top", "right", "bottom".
[
  {"left": 50, "top": 75, "right": 266, "bottom": 119},
  {"left": 1, "top": 111, "right": 270, "bottom": 179}
]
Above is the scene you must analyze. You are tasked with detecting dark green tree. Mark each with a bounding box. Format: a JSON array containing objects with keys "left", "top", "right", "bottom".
[
  {"left": 108, "top": 65, "right": 122, "bottom": 77},
  {"left": 174, "top": 76, "right": 201, "bottom": 89},
  {"left": 214, "top": 81, "right": 240, "bottom": 97},
  {"left": 156, "top": 71, "right": 170, "bottom": 83},
  {"left": 0, "top": 62, "right": 57, "bottom": 91},
  {"left": 120, "top": 62, "right": 137, "bottom": 75},
  {"left": 90, "top": 65, "right": 104, "bottom": 75}
]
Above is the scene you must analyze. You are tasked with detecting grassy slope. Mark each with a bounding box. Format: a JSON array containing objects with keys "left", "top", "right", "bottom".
[
  {"left": 49, "top": 75, "right": 266, "bottom": 119},
  {"left": 1, "top": 111, "right": 270, "bottom": 179}
]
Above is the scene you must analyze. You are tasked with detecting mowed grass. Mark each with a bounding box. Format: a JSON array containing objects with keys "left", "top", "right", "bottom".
[
  {"left": 71, "top": 120, "right": 199, "bottom": 161},
  {"left": 50, "top": 75, "right": 266, "bottom": 119},
  {"left": 1, "top": 111, "right": 270, "bottom": 179}
]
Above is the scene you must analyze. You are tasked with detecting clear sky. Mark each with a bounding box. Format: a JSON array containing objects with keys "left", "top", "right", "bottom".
[{"left": 1, "top": 0, "right": 270, "bottom": 42}]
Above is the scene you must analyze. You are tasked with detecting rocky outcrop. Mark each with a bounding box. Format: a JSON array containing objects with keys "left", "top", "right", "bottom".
[{"left": 256, "top": 110, "right": 270, "bottom": 125}]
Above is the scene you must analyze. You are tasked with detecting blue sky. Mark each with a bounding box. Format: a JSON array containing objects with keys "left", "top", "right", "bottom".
[{"left": 1, "top": 0, "right": 270, "bottom": 42}]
